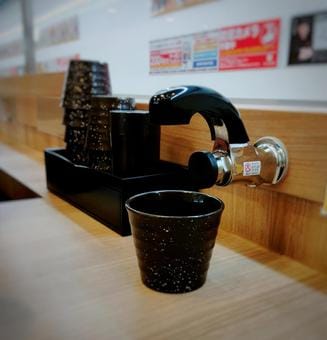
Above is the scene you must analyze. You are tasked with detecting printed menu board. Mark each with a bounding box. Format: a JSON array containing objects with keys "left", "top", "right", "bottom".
[
  {"left": 150, "top": 18, "right": 280, "bottom": 74},
  {"left": 150, "top": 37, "right": 184, "bottom": 73},
  {"left": 150, "top": 30, "right": 219, "bottom": 73},
  {"left": 0, "top": 40, "right": 22, "bottom": 60},
  {"left": 218, "top": 18, "right": 280, "bottom": 70},
  {"left": 193, "top": 31, "right": 219, "bottom": 70},
  {"left": 37, "top": 16, "right": 79, "bottom": 49}
]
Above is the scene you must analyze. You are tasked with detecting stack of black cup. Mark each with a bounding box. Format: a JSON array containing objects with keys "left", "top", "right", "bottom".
[
  {"left": 61, "top": 60, "right": 111, "bottom": 166},
  {"left": 61, "top": 60, "right": 138, "bottom": 173}
]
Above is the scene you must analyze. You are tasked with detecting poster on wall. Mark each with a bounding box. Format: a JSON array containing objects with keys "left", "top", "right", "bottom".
[
  {"left": 151, "top": 0, "right": 217, "bottom": 16},
  {"left": 150, "top": 30, "right": 219, "bottom": 74},
  {"left": 192, "top": 31, "right": 219, "bottom": 70},
  {"left": 218, "top": 18, "right": 280, "bottom": 71},
  {"left": 0, "top": 40, "right": 22, "bottom": 60},
  {"left": 150, "top": 17, "right": 281, "bottom": 74},
  {"left": 37, "top": 16, "right": 79, "bottom": 49},
  {"left": 150, "top": 37, "right": 185, "bottom": 73},
  {"left": 288, "top": 12, "right": 327, "bottom": 65}
]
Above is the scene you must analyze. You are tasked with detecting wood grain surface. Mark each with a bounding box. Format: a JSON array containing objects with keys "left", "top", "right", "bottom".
[
  {"left": 36, "top": 96, "right": 65, "bottom": 137},
  {"left": 0, "top": 144, "right": 327, "bottom": 340},
  {"left": 0, "top": 72, "right": 64, "bottom": 97},
  {"left": 204, "top": 185, "right": 327, "bottom": 273}
]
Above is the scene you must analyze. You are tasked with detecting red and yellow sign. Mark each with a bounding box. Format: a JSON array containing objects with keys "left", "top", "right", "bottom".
[{"left": 218, "top": 18, "right": 280, "bottom": 70}]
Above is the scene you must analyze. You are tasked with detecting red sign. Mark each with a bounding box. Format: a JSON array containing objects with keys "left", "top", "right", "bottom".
[{"left": 218, "top": 18, "right": 280, "bottom": 70}]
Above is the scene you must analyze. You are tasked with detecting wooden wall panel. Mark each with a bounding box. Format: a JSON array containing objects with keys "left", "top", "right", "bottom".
[
  {"left": 0, "top": 121, "right": 64, "bottom": 152},
  {"left": 0, "top": 96, "right": 16, "bottom": 121},
  {"left": 204, "top": 185, "right": 327, "bottom": 273},
  {"left": 160, "top": 114, "right": 212, "bottom": 164},
  {"left": 0, "top": 73, "right": 65, "bottom": 149},
  {"left": 0, "top": 72, "right": 64, "bottom": 97},
  {"left": 36, "top": 96, "right": 64, "bottom": 138},
  {"left": 15, "top": 96, "right": 38, "bottom": 127},
  {"left": 242, "top": 109, "right": 327, "bottom": 204},
  {"left": 1, "top": 121, "right": 23, "bottom": 145}
]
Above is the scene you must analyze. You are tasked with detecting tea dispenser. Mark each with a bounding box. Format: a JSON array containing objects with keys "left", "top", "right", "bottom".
[{"left": 149, "top": 85, "right": 288, "bottom": 189}]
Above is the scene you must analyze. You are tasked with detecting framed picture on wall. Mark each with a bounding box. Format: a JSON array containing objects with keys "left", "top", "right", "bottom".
[{"left": 288, "top": 11, "right": 327, "bottom": 65}]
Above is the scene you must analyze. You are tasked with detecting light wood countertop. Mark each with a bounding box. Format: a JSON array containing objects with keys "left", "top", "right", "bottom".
[{"left": 0, "top": 143, "right": 327, "bottom": 340}]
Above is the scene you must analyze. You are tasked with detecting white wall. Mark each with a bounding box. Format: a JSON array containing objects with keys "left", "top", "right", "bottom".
[{"left": 0, "top": 0, "right": 326, "bottom": 104}]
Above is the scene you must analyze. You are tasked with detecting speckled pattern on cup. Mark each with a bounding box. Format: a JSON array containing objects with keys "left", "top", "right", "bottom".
[{"left": 126, "top": 190, "right": 224, "bottom": 294}]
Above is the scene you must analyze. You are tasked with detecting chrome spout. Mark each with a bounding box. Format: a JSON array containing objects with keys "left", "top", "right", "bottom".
[{"left": 189, "top": 137, "right": 288, "bottom": 188}]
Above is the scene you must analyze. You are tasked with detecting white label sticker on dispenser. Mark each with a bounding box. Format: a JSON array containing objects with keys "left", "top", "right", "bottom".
[{"left": 243, "top": 161, "right": 261, "bottom": 176}]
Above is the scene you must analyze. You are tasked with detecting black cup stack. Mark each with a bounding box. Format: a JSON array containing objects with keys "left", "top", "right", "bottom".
[
  {"left": 61, "top": 60, "right": 138, "bottom": 173},
  {"left": 61, "top": 60, "right": 111, "bottom": 167}
]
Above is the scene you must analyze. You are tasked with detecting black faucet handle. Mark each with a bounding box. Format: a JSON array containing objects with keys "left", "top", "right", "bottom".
[{"left": 149, "top": 85, "right": 249, "bottom": 144}]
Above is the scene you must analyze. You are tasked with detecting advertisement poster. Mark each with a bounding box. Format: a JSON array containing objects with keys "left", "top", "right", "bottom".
[
  {"left": 218, "top": 18, "right": 280, "bottom": 71},
  {"left": 192, "top": 31, "right": 219, "bottom": 70},
  {"left": 37, "top": 16, "right": 79, "bottom": 49},
  {"left": 0, "top": 39, "right": 22, "bottom": 60},
  {"left": 151, "top": 0, "right": 217, "bottom": 16},
  {"left": 150, "top": 37, "right": 185, "bottom": 73},
  {"left": 150, "top": 30, "right": 219, "bottom": 74},
  {"left": 289, "top": 12, "right": 327, "bottom": 65}
]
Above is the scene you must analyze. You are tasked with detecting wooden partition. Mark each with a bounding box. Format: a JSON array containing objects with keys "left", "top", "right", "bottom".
[
  {"left": 0, "top": 73, "right": 326, "bottom": 274},
  {"left": 0, "top": 73, "right": 65, "bottom": 150}
]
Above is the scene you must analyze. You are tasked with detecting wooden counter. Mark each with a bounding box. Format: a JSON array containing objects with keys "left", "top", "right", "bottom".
[{"left": 0, "top": 143, "right": 327, "bottom": 340}]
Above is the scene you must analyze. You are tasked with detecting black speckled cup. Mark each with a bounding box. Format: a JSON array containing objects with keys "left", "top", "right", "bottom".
[{"left": 125, "top": 190, "right": 224, "bottom": 293}]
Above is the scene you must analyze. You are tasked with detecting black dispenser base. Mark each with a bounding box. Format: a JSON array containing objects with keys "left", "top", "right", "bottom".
[{"left": 44, "top": 148, "right": 197, "bottom": 236}]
